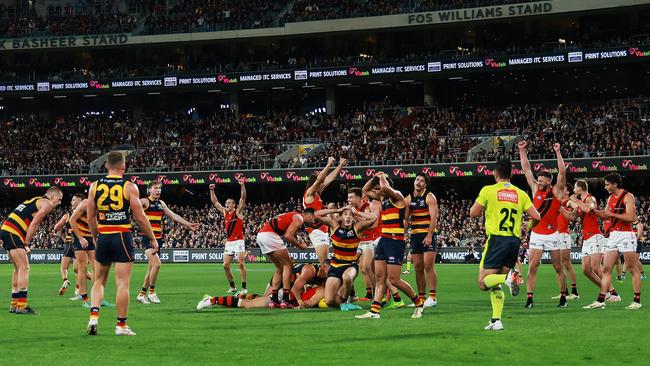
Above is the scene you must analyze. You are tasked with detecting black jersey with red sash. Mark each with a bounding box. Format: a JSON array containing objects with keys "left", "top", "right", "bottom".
[{"left": 604, "top": 190, "right": 633, "bottom": 236}]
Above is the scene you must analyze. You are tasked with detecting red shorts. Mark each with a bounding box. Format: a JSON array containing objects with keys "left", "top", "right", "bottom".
[{"left": 302, "top": 287, "right": 318, "bottom": 301}]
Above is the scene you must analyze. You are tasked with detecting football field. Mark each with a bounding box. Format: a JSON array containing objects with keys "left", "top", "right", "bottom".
[{"left": 1, "top": 263, "right": 647, "bottom": 365}]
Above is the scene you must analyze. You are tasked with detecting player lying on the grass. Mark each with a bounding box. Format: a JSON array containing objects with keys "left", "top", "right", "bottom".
[
  {"left": 315, "top": 205, "right": 376, "bottom": 310},
  {"left": 197, "top": 263, "right": 329, "bottom": 309}
]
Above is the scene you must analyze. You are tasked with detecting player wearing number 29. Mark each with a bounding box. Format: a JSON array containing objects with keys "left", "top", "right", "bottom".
[
  {"left": 470, "top": 158, "right": 541, "bottom": 331},
  {"left": 86, "top": 151, "right": 159, "bottom": 336}
]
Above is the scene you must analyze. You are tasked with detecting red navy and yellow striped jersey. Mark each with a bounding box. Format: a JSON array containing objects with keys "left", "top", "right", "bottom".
[
  {"left": 380, "top": 198, "right": 406, "bottom": 240},
  {"left": 1, "top": 196, "right": 45, "bottom": 243},
  {"left": 409, "top": 191, "right": 432, "bottom": 235},
  {"left": 65, "top": 215, "right": 73, "bottom": 243},
  {"left": 93, "top": 175, "right": 131, "bottom": 234},
  {"left": 76, "top": 211, "right": 93, "bottom": 237},
  {"left": 330, "top": 226, "right": 361, "bottom": 267},
  {"left": 145, "top": 198, "right": 164, "bottom": 239}
]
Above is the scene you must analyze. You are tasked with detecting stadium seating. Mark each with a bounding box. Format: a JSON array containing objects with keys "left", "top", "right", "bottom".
[{"left": 1, "top": 98, "right": 647, "bottom": 175}]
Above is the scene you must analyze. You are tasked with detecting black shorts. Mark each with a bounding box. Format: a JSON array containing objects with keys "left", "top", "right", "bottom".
[
  {"left": 63, "top": 242, "right": 76, "bottom": 258},
  {"left": 480, "top": 235, "right": 521, "bottom": 270},
  {"left": 410, "top": 233, "right": 437, "bottom": 254},
  {"left": 95, "top": 233, "right": 134, "bottom": 265},
  {"left": 327, "top": 263, "right": 359, "bottom": 280},
  {"left": 1, "top": 230, "right": 25, "bottom": 251},
  {"left": 374, "top": 237, "right": 407, "bottom": 265},
  {"left": 73, "top": 235, "right": 96, "bottom": 251},
  {"left": 141, "top": 236, "right": 160, "bottom": 253},
  {"left": 637, "top": 242, "right": 643, "bottom": 254}
]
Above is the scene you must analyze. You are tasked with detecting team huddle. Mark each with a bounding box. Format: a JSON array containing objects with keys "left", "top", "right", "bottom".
[{"left": 0, "top": 143, "right": 644, "bottom": 335}]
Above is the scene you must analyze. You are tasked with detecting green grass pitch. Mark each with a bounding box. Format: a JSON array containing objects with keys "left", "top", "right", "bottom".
[{"left": 1, "top": 263, "right": 648, "bottom": 365}]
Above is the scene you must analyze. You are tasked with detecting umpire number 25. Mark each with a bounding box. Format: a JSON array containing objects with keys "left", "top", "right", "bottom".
[{"left": 499, "top": 208, "right": 517, "bottom": 233}]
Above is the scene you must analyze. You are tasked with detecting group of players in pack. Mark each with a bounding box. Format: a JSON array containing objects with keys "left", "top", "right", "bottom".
[
  {"left": 471, "top": 141, "right": 644, "bottom": 330},
  {"left": 0, "top": 141, "right": 644, "bottom": 335}
]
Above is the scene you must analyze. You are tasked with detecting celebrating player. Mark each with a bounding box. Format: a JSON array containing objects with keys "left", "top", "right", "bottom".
[
  {"left": 86, "top": 152, "right": 158, "bottom": 336},
  {"left": 2, "top": 187, "right": 62, "bottom": 314},
  {"left": 519, "top": 141, "right": 568, "bottom": 308},
  {"left": 356, "top": 172, "right": 424, "bottom": 319},
  {"left": 584, "top": 173, "right": 642, "bottom": 310},
  {"left": 563, "top": 180, "right": 619, "bottom": 299},
  {"left": 137, "top": 181, "right": 198, "bottom": 304},
  {"left": 555, "top": 186, "right": 579, "bottom": 300},
  {"left": 256, "top": 209, "right": 314, "bottom": 308},
  {"left": 470, "top": 158, "right": 541, "bottom": 330},
  {"left": 404, "top": 173, "right": 439, "bottom": 308},
  {"left": 303, "top": 157, "right": 347, "bottom": 265},
  {"left": 315, "top": 205, "right": 376, "bottom": 309},
  {"left": 210, "top": 181, "right": 248, "bottom": 295},
  {"left": 347, "top": 187, "right": 381, "bottom": 301}
]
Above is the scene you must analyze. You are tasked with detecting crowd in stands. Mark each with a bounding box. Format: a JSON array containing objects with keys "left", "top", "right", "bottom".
[
  {"left": 283, "top": 0, "right": 537, "bottom": 23},
  {"left": 0, "top": 2, "right": 136, "bottom": 38},
  {"left": 1, "top": 97, "right": 648, "bottom": 176},
  {"left": 142, "top": 0, "right": 281, "bottom": 35},
  {"left": 5, "top": 193, "right": 648, "bottom": 252}
]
